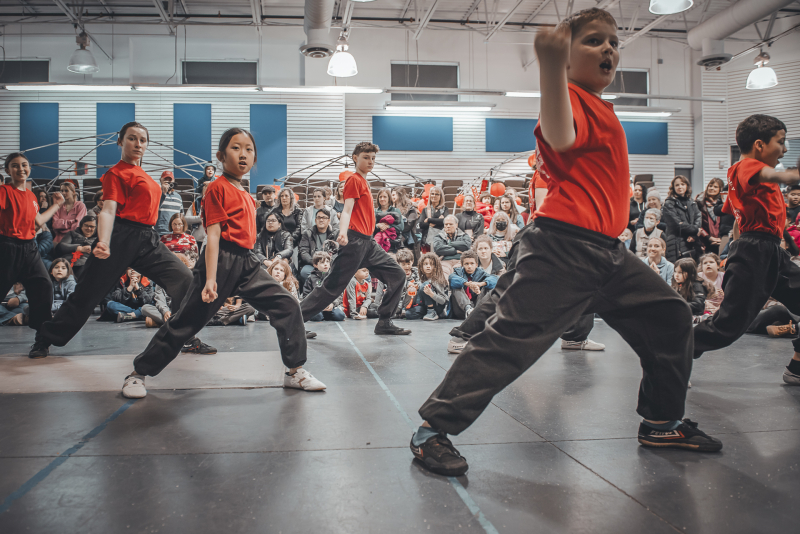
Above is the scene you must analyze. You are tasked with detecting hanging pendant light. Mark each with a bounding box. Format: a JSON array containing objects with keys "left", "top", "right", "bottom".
[
  {"left": 68, "top": 32, "right": 99, "bottom": 74},
  {"left": 746, "top": 50, "right": 778, "bottom": 90},
  {"left": 327, "top": 35, "right": 358, "bottom": 78},
  {"left": 648, "top": 0, "right": 693, "bottom": 15}
]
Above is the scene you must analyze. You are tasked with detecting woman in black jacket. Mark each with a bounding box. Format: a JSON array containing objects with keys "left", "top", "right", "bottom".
[
  {"left": 456, "top": 195, "right": 485, "bottom": 238},
  {"left": 662, "top": 176, "right": 702, "bottom": 263},
  {"left": 254, "top": 212, "right": 294, "bottom": 271},
  {"left": 673, "top": 258, "right": 713, "bottom": 316},
  {"left": 629, "top": 183, "right": 647, "bottom": 231},
  {"left": 55, "top": 215, "right": 97, "bottom": 278},
  {"left": 695, "top": 178, "right": 724, "bottom": 255},
  {"left": 271, "top": 188, "right": 303, "bottom": 245},
  {"left": 419, "top": 186, "right": 448, "bottom": 253}
]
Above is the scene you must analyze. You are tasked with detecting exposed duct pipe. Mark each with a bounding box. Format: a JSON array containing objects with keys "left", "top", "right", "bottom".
[
  {"left": 687, "top": 0, "right": 796, "bottom": 66},
  {"left": 300, "top": 0, "right": 336, "bottom": 58}
]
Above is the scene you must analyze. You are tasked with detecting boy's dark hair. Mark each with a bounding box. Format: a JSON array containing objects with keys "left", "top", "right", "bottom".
[
  {"left": 312, "top": 251, "right": 331, "bottom": 266},
  {"left": 353, "top": 141, "right": 379, "bottom": 157},
  {"left": 736, "top": 114, "right": 787, "bottom": 153},
  {"left": 218, "top": 128, "right": 258, "bottom": 163},
  {"left": 556, "top": 7, "right": 617, "bottom": 35},
  {"left": 315, "top": 206, "right": 331, "bottom": 219},
  {"left": 460, "top": 250, "right": 478, "bottom": 264},
  {"left": 786, "top": 184, "right": 800, "bottom": 192},
  {"left": 50, "top": 257, "right": 73, "bottom": 277},
  {"left": 396, "top": 248, "right": 414, "bottom": 264}
]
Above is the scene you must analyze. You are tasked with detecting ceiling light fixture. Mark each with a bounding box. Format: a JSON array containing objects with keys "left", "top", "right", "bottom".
[
  {"left": 384, "top": 102, "right": 495, "bottom": 112},
  {"left": 327, "top": 35, "right": 358, "bottom": 78},
  {"left": 133, "top": 85, "right": 260, "bottom": 92},
  {"left": 505, "top": 91, "right": 541, "bottom": 98},
  {"left": 4, "top": 84, "right": 132, "bottom": 91},
  {"left": 68, "top": 32, "right": 99, "bottom": 74},
  {"left": 260, "top": 86, "right": 383, "bottom": 94},
  {"left": 648, "top": 0, "right": 693, "bottom": 15},
  {"left": 746, "top": 50, "right": 778, "bottom": 90}
]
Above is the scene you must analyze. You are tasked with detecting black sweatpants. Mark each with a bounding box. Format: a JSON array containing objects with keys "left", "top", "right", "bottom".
[
  {"left": 449, "top": 224, "right": 594, "bottom": 343},
  {"left": 746, "top": 304, "right": 800, "bottom": 335},
  {"left": 301, "top": 229, "right": 405, "bottom": 321},
  {"left": 0, "top": 236, "right": 53, "bottom": 330},
  {"left": 38, "top": 218, "right": 193, "bottom": 347},
  {"left": 134, "top": 240, "right": 306, "bottom": 375},
  {"left": 420, "top": 217, "right": 694, "bottom": 435},
  {"left": 694, "top": 232, "right": 800, "bottom": 355}
]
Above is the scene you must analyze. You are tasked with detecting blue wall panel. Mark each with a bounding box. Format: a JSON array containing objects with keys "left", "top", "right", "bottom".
[
  {"left": 96, "top": 103, "right": 135, "bottom": 177},
  {"left": 173, "top": 103, "right": 211, "bottom": 181},
  {"left": 485, "top": 118, "right": 538, "bottom": 152},
  {"left": 620, "top": 121, "right": 668, "bottom": 155},
  {"left": 249, "top": 104, "right": 288, "bottom": 187},
  {"left": 372, "top": 116, "right": 453, "bottom": 151},
  {"left": 20, "top": 103, "right": 59, "bottom": 181}
]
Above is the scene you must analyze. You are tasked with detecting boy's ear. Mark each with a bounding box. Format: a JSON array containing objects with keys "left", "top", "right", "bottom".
[
  {"left": 216, "top": 150, "right": 224, "bottom": 162},
  {"left": 753, "top": 139, "right": 764, "bottom": 153}
]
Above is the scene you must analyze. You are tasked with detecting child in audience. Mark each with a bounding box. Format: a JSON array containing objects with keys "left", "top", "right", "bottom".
[
  {"left": 699, "top": 253, "right": 724, "bottom": 314},
  {"left": 268, "top": 258, "right": 300, "bottom": 300},
  {"left": 418, "top": 252, "right": 450, "bottom": 321},
  {"left": 746, "top": 298, "right": 798, "bottom": 338},
  {"left": 107, "top": 267, "right": 156, "bottom": 323},
  {"left": 642, "top": 236, "right": 674, "bottom": 284},
  {"left": 786, "top": 184, "right": 800, "bottom": 225},
  {"left": 343, "top": 267, "right": 376, "bottom": 320},
  {"left": 672, "top": 258, "right": 711, "bottom": 317},
  {"left": 1, "top": 282, "right": 27, "bottom": 326},
  {"left": 305, "top": 252, "right": 345, "bottom": 322},
  {"left": 472, "top": 235, "right": 505, "bottom": 275},
  {"left": 448, "top": 250, "right": 497, "bottom": 320},
  {"left": 618, "top": 228, "right": 633, "bottom": 249},
  {"left": 49, "top": 258, "right": 76, "bottom": 313},
  {"left": 394, "top": 248, "right": 421, "bottom": 319},
  {"left": 630, "top": 208, "right": 664, "bottom": 258},
  {"left": 207, "top": 296, "right": 255, "bottom": 326}
]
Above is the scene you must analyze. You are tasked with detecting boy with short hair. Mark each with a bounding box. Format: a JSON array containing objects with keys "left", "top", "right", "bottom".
[
  {"left": 301, "top": 142, "right": 410, "bottom": 335},
  {"left": 343, "top": 267, "right": 375, "bottom": 320},
  {"left": 786, "top": 184, "right": 800, "bottom": 225},
  {"left": 409, "top": 7, "right": 720, "bottom": 477},
  {"left": 304, "top": 251, "right": 345, "bottom": 322},
  {"left": 693, "top": 114, "right": 800, "bottom": 385},
  {"left": 394, "top": 249, "right": 420, "bottom": 319},
  {"left": 448, "top": 250, "right": 496, "bottom": 320}
]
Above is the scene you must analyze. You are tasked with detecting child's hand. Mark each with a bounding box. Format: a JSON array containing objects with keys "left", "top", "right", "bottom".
[
  {"left": 359, "top": 306, "right": 368, "bottom": 317},
  {"left": 202, "top": 280, "right": 218, "bottom": 303},
  {"left": 163, "top": 311, "right": 171, "bottom": 321},
  {"left": 534, "top": 25, "right": 571, "bottom": 72},
  {"left": 423, "top": 285, "right": 435, "bottom": 297},
  {"left": 324, "top": 303, "right": 334, "bottom": 312},
  {"left": 93, "top": 241, "right": 110, "bottom": 259}
]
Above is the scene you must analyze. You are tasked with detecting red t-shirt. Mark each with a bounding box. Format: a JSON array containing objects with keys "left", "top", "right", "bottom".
[
  {"left": 203, "top": 176, "right": 257, "bottom": 249},
  {"left": 343, "top": 172, "right": 375, "bottom": 236},
  {"left": 528, "top": 171, "right": 547, "bottom": 222},
  {"left": 102, "top": 161, "right": 161, "bottom": 226},
  {"left": 533, "top": 84, "right": 630, "bottom": 238},
  {"left": 723, "top": 159, "right": 784, "bottom": 238},
  {"left": 0, "top": 184, "right": 39, "bottom": 240}
]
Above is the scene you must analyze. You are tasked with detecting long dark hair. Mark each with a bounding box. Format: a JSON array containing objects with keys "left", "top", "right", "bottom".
[
  {"left": 218, "top": 128, "right": 258, "bottom": 163},
  {"left": 3, "top": 152, "right": 29, "bottom": 174},
  {"left": 50, "top": 257, "right": 73, "bottom": 279},
  {"left": 392, "top": 186, "right": 410, "bottom": 214},
  {"left": 668, "top": 175, "right": 692, "bottom": 199},
  {"left": 418, "top": 252, "right": 446, "bottom": 287},
  {"left": 673, "top": 258, "right": 713, "bottom": 302}
]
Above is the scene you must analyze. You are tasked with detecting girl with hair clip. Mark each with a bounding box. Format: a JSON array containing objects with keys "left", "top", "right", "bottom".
[
  {"left": 672, "top": 258, "right": 714, "bottom": 318},
  {"left": 416, "top": 252, "right": 450, "bottom": 321},
  {"left": 0, "top": 152, "right": 64, "bottom": 333},
  {"left": 31, "top": 122, "right": 216, "bottom": 359},
  {"left": 420, "top": 186, "right": 447, "bottom": 253},
  {"left": 123, "top": 128, "right": 325, "bottom": 399},
  {"left": 271, "top": 188, "right": 303, "bottom": 245}
]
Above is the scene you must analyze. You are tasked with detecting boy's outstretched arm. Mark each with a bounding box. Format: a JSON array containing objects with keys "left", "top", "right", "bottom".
[
  {"left": 758, "top": 165, "right": 800, "bottom": 185},
  {"left": 534, "top": 25, "right": 575, "bottom": 153}
]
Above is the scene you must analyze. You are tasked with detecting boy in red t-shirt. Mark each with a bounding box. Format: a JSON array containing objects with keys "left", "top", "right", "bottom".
[
  {"left": 300, "top": 142, "right": 410, "bottom": 335},
  {"left": 410, "top": 7, "right": 720, "bottom": 477},
  {"left": 694, "top": 114, "right": 800, "bottom": 384}
]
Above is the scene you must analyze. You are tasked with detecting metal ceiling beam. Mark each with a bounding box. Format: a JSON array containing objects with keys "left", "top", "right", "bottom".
[
  {"left": 484, "top": 0, "right": 526, "bottom": 41},
  {"left": 341, "top": 0, "right": 356, "bottom": 34},
  {"left": 400, "top": 0, "right": 414, "bottom": 19},
  {"left": 249, "top": 0, "right": 262, "bottom": 33},
  {"left": 620, "top": 14, "right": 670, "bottom": 48},
  {"left": 151, "top": 0, "right": 176, "bottom": 33},
  {"left": 52, "top": 0, "right": 80, "bottom": 25},
  {"left": 521, "top": 0, "right": 553, "bottom": 25},
  {"left": 596, "top": 0, "right": 622, "bottom": 11},
  {"left": 178, "top": 0, "right": 189, "bottom": 16},
  {"left": 462, "top": 0, "right": 482, "bottom": 22},
  {"left": 413, "top": 0, "right": 439, "bottom": 40}
]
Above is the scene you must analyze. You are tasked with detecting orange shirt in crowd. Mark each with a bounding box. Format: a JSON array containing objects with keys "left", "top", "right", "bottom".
[
  {"left": 343, "top": 172, "right": 376, "bottom": 237},
  {"left": 724, "top": 158, "right": 785, "bottom": 238},
  {"left": 0, "top": 184, "right": 39, "bottom": 240},
  {"left": 203, "top": 175, "right": 257, "bottom": 249},
  {"left": 102, "top": 161, "right": 162, "bottom": 226}
]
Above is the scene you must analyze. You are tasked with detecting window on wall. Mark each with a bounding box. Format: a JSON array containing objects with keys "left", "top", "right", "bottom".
[
  {"left": 730, "top": 144, "right": 741, "bottom": 166},
  {"left": 0, "top": 60, "right": 49, "bottom": 83},
  {"left": 390, "top": 62, "right": 458, "bottom": 101},
  {"left": 784, "top": 138, "right": 799, "bottom": 170},
  {"left": 605, "top": 69, "right": 648, "bottom": 106},
  {"left": 181, "top": 61, "right": 258, "bottom": 85}
]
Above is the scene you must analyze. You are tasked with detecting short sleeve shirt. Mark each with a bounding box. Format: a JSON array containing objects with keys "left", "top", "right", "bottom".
[
  {"left": 102, "top": 161, "right": 161, "bottom": 226},
  {"left": 0, "top": 184, "right": 39, "bottom": 240},
  {"left": 203, "top": 176, "right": 257, "bottom": 249},
  {"left": 533, "top": 84, "right": 630, "bottom": 238},
  {"left": 528, "top": 171, "right": 547, "bottom": 221},
  {"left": 723, "top": 159, "right": 785, "bottom": 238},
  {"left": 343, "top": 172, "right": 375, "bottom": 236}
]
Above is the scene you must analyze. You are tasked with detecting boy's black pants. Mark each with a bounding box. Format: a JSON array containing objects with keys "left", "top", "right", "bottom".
[
  {"left": 421, "top": 217, "right": 694, "bottom": 435},
  {"left": 0, "top": 236, "right": 53, "bottom": 330},
  {"left": 38, "top": 218, "right": 193, "bottom": 347},
  {"left": 694, "top": 232, "right": 800, "bottom": 355},
  {"left": 301, "top": 229, "right": 405, "bottom": 321},
  {"left": 134, "top": 240, "right": 306, "bottom": 376}
]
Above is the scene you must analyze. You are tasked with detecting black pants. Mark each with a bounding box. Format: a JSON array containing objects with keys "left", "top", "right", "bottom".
[
  {"left": 134, "top": 240, "right": 306, "bottom": 375},
  {"left": 0, "top": 236, "right": 53, "bottom": 330},
  {"left": 301, "top": 229, "right": 405, "bottom": 321},
  {"left": 38, "top": 218, "right": 193, "bottom": 347},
  {"left": 420, "top": 217, "right": 694, "bottom": 435},
  {"left": 449, "top": 224, "right": 594, "bottom": 343},
  {"left": 450, "top": 287, "right": 491, "bottom": 320},
  {"left": 746, "top": 305, "right": 800, "bottom": 335},
  {"left": 694, "top": 232, "right": 800, "bottom": 355}
]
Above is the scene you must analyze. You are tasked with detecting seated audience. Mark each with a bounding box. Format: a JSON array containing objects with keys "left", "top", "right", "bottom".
[
  {"left": 160, "top": 213, "right": 199, "bottom": 263},
  {"left": 699, "top": 253, "right": 724, "bottom": 314},
  {"left": 392, "top": 186, "right": 419, "bottom": 254},
  {"left": 487, "top": 212, "right": 517, "bottom": 262},
  {"left": 51, "top": 181, "right": 86, "bottom": 244},
  {"left": 695, "top": 178, "right": 724, "bottom": 255},
  {"left": 374, "top": 188, "right": 403, "bottom": 252},
  {"left": 298, "top": 207, "right": 337, "bottom": 286},
  {"left": 91, "top": 191, "right": 104, "bottom": 216},
  {"left": 787, "top": 184, "right": 800, "bottom": 225},
  {"left": 629, "top": 183, "right": 647, "bottom": 231},
  {"left": 499, "top": 194, "right": 524, "bottom": 229},
  {"left": 208, "top": 296, "right": 255, "bottom": 326},
  {"left": 254, "top": 212, "right": 294, "bottom": 271},
  {"left": 49, "top": 258, "right": 76, "bottom": 314},
  {"left": 433, "top": 215, "right": 472, "bottom": 277},
  {"left": 472, "top": 235, "right": 505, "bottom": 275},
  {"left": 256, "top": 184, "right": 278, "bottom": 232},
  {"left": 304, "top": 252, "right": 345, "bottom": 322},
  {"left": 635, "top": 189, "right": 666, "bottom": 230},
  {"left": 144, "top": 285, "right": 172, "bottom": 328},
  {"left": 107, "top": 268, "right": 164, "bottom": 324},
  {"left": 34, "top": 188, "right": 51, "bottom": 214},
  {"left": 415, "top": 253, "right": 450, "bottom": 321},
  {"left": 663, "top": 175, "right": 701, "bottom": 262},
  {"left": 333, "top": 181, "right": 346, "bottom": 218},
  {"left": 56, "top": 215, "right": 97, "bottom": 278},
  {"left": 672, "top": 258, "right": 712, "bottom": 317},
  {"left": 302, "top": 187, "right": 339, "bottom": 235},
  {"left": 343, "top": 267, "right": 377, "bottom": 320},
  {"left": 1, "top": 282, "right": 27, "bottom": 326},
  {"left": 393, "top": 249, "right": 421, "bottom": 319},
  {"left": 448, "top": 250, "right": 498, "bottom": 320},
  {"left": 642, "top": 236, "right": 674, "bottom": 284},
  {"left": 271, "top": 188, "right": 303, "bottom": 245},
  {"left": 155, "top": 171, "right": 183, "bottom": 236},
  {"left": 746, "top": 299, "right": 798, "bottom": 338},
  {"left": 268, "top": 258, "right": 301, "bottom": 300},
  {"left": 456, "top": 195, "right": 484, "bottom": 239},
  {"left": 419, "top": 186, "right": 448, "bottom": 252},
  {"left": 630, "top": 208, "right": 664, "bottom": 258}
]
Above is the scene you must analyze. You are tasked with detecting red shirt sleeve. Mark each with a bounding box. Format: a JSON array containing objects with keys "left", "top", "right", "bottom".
[
  {"left": 735, "top": 159, "right": 768, "bottom": 195},
  {"left": 0, "top": 187, "right": 7, "bottom": 210},
  {"left": 343, "top": 175, "right": 365, "bottom": 201},
  {"left": 203, "top": 185, "right": 229, "bottom": 227},
  {"left": 102, "top": 170, "right": 126, "bottom": 206}
]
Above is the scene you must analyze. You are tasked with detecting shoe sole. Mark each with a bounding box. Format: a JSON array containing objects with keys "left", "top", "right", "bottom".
[
  {"left": 782, "top": 370, "right": 800, "bottom": 386},
  {"left": 447, "top": 348, "right": 464, "bottom": 354},
  {"left": 411, "top": 453, "right": 468, "bottom": 477},
  {"left": 375, "top": 331, "right": 411, "bottom": 335},
  {"left": 181, "top": 348, "right": 218, "bottom": 354},
  {"left": 121, "top": 390, "right": 146, "bottom": 399},
  {"left": 28, "top": 353, "right": 48, "bottom": 359},
  {"left": 283, "top": 384, "right": 326, "bottom": 391},
  {"left": 638, "top": 437, "right": 722, "bottom": 452}
]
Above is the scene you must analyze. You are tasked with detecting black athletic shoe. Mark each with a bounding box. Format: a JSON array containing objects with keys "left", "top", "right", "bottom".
[
  {"left": 28, "top": 340, "right": 50, "bottom": 359},
  {"left": 638, "top": 419, "right": 722, "bottom": 452},
  {"left": 410, "top": 433, "right": 469, "bottom": 476},
  {"left": 305, "top": 330, "right": 317, "bottom": 339},
  {"left": 375, "top": 319, "right": 411, "bottom": 336},
  {"left": 181, "top": 339, "right": 217, "bottom": 354}
]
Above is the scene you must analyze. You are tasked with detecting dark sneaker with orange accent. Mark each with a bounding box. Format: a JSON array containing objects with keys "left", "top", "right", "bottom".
[
  {"left": 410, "top": 433, "right": 469, "bottom": 476},
  {"left": 638, "top": 419, "right": 722, "bottom": 452}
]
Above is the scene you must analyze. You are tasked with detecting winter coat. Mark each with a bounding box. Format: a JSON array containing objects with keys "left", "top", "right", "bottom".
[
  {"left": 255, "top": 200, "right": 276, "bottom": 233},
  {"left": 298, "top": 226, "right": 338, "bottom": 267},
  {"left": 419, "top": 206, "right": 448, "bottom": 245},
  {"left": 374, "top": 214, "right": 398, "bottom": 252},
  {"left": 713, "top": 202, "right": 735, "bottom": 237},
  {"left": 432, "top": 228, "right": 472, "bottom": 261},
  {"left": 629, "top": 198, "right": 646, "bottom": 230},
  {"left": 52, "top": 275, "right": 77, "bottom": 311},
  {"left": 418, "top": 279, "right": 451, "bottom": 306},
  {"left": 679, "top": 280, "right": 708, "bottom": 315},
  {"left": 253, "top": 229, "right": 294, "bottom": 264},
  {"left": 56, "top": 230, "right": 97, "bottom": 268},
  {"left": 270, "top": 206, "right": 303, "bottom": 244},
  {"left": 374, "top": 207, "right": 404, "bottom": 235},
  {"left": 300, "top": 205, "right": 339, "bottom": 234},
  {"left": 110, "top": 275, "right": 156, "bottom": 309},
  {"left": 630, "top": 227, "right": 664, "bottom": 258},
  {"left": 448, "top": 266, "right": 498, "bottom": 291},
  {"left": 662, "top": 195, "right": 702, "bottom": 263},
  {"left": 398, "top": 205, "right": 420, "bottom": 247},
  {"left": 36, "top": 227, "right": 54, "bottom": 261},
  {"left": 456, "top": 210, "right": 485, "bottom": 238}
]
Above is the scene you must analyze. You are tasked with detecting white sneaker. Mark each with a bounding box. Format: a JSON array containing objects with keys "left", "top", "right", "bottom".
[
  {"left": 783, "top": 367, "right": 800, "bottom": 386},
  {"left": 122, "top": 374, "right": 147, "bottom": 398},
  {"left": 465, "top": 305, "right": 474, "bottom": 318},
  {"left": 561, "top": 339, "right": 605, "bottom": 351},
  {"left": 447, "top": 337, "right": 467, "bottom": 354},
  {"left": 284, "top": 368, "right": 327, "bottom": 391}
]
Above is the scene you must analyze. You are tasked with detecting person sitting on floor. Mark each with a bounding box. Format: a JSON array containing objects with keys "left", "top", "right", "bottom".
[
  {"left": 699, "top": 253, "right": 725, "bottom": 315},
  {"left": 268, "top": 258, "right": 301, "bottom": 301},
  {"left": 343, "top": 267, "right": 376, "bottom": 320},
  {"left": 472, "top": 235, "right": 505, "bottom": 276},
  {"left": 448, "top": 249, "right": 497, "bottom": 320},
  {"left": 304, "top": 252, "right": 345, "bottom": 322},
  {"left": 1, "top": 282, "right": 27, "bottom": 326},
  {"left": 672, "top": 258, "right": 712, "bottom": 318},
  {"left": 55, "top": 215, "right": 97, "bottom": 279},
  {"left": 415, "top": 252, "right": 450, "bottom": 321},
  {"left": 642, "top": 236, "right": 674, "bottom": 284},
  {"left": 50, "top": 258, "right": 76, "bottom": 314},
  {"left": 254, "top": 212, "right": 294, "bottom": 271},
  {"left": 107, "top": 268, "right": 163, "bottom": 325},
  {"left": 394, "top": 248, "right": 421, "bottom": 319},
  {"left": 433, "top": 215, "right": 472, "bottom": 277},
  {"left": 207, "top": 296, "right": 256, "bottom": 326},
  {"left": 746, "top": 298, "right": 799, "bottom": 338}
]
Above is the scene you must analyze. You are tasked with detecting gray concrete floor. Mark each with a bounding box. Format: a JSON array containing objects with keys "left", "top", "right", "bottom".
[{"left": 1, "top": 317, "right": 798, "bottom": 534}]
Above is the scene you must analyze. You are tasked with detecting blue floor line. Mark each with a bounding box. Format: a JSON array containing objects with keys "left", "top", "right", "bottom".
[
  {"left": 335, "top": 323, "right": 500, "bottom": 534},
  {"left": 0, "top": 399, "right": 137, "bottom": 515}
]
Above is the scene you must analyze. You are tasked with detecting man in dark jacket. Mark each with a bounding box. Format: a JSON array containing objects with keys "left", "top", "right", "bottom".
[
  {"left": 433, "top": 215, "right": 473, "bottom": 277},
  {"left": 298, "top": 207, "right": 337, "bottom": 286},
  {"left": 107, "top": 268, "right": 157, "bottom": 323},
  {"left": 253, "top": 212, "right": 294, "bottom": 270},
  {"left": 448, "top": 250, "right": 497, "bottom": 319},
  {"left": 255, "top": 185, "right": 277, "bottom": 232}
]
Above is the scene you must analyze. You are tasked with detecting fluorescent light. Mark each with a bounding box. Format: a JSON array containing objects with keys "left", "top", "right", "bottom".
[
  {"left": 386, "top": 107, "right": 495, "bottom": 112},
  {"left": 385, "top": 102, "right": 494, "bottom": 112},
  {"left": 260, "top": 86, "right": 383, "bottom": 94},
  {"left": 649, "top": 0, "right": 693, "bottom": 15},
  {"left": 4, "top": 84, "right": 133, "bottom": 91},
  {"left": 601, "top": 94, "right": 618, "bottom": 100},
  {"left": 506, "top": 91, "right": 540, "bottom": 98},
  {"left": 134, "top": 85, "right": 259, "bottom": 92},
  {"left": 746, "top": 65, "right": 778, "bottom": 90},
  {"left": 615, "top": 111, "right": 672, "bottom": 118}
]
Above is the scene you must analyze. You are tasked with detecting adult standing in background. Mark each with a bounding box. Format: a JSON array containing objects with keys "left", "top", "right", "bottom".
[
  {"left": 51, "top": 181, "right": 86, "bottom": 244},
  {"left": 271, "top": 188, "right": 304, "bottom": 245},
  {"left": 301, "top": 187, "right": 339, "bottom": 234},
  {"left": 256, "top": 184, "right": 278, "bottom": 232},
  {"left": 629, "top": 182, "right": 647, "bottom": 231},
  {"left": 695, "top": 178, "right": 724, "bottom": 256},
  {"left": 663, "top": 175, "right": 702, "bottom": 263},
  {"left": 194, "top": 164, "right": 216, "bottom": 213},
  {"left": 155, "top": 171, "right": 184, "bottom": 236}
]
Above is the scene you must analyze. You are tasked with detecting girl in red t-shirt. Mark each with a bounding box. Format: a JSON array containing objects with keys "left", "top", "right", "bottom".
[
  {"left": 0, "top": 152, "right": 64, "bottom": 331},
  {"left": 126, "top": 128, "right": 325, "bottom": 398},
  {"left": 31, "top": 122, "right": 216, "bottom": 359}
]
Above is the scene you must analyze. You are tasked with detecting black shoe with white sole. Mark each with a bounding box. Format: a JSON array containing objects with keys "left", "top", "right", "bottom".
[
  {"left": 181, "top": 338, "right": 217, "bottom": 354},
  {"left": 638, "top": 419, "right": 722, "bottom": 452},
  {"left": 410, "top": 433, "right": 469, "bottom": 476}
]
